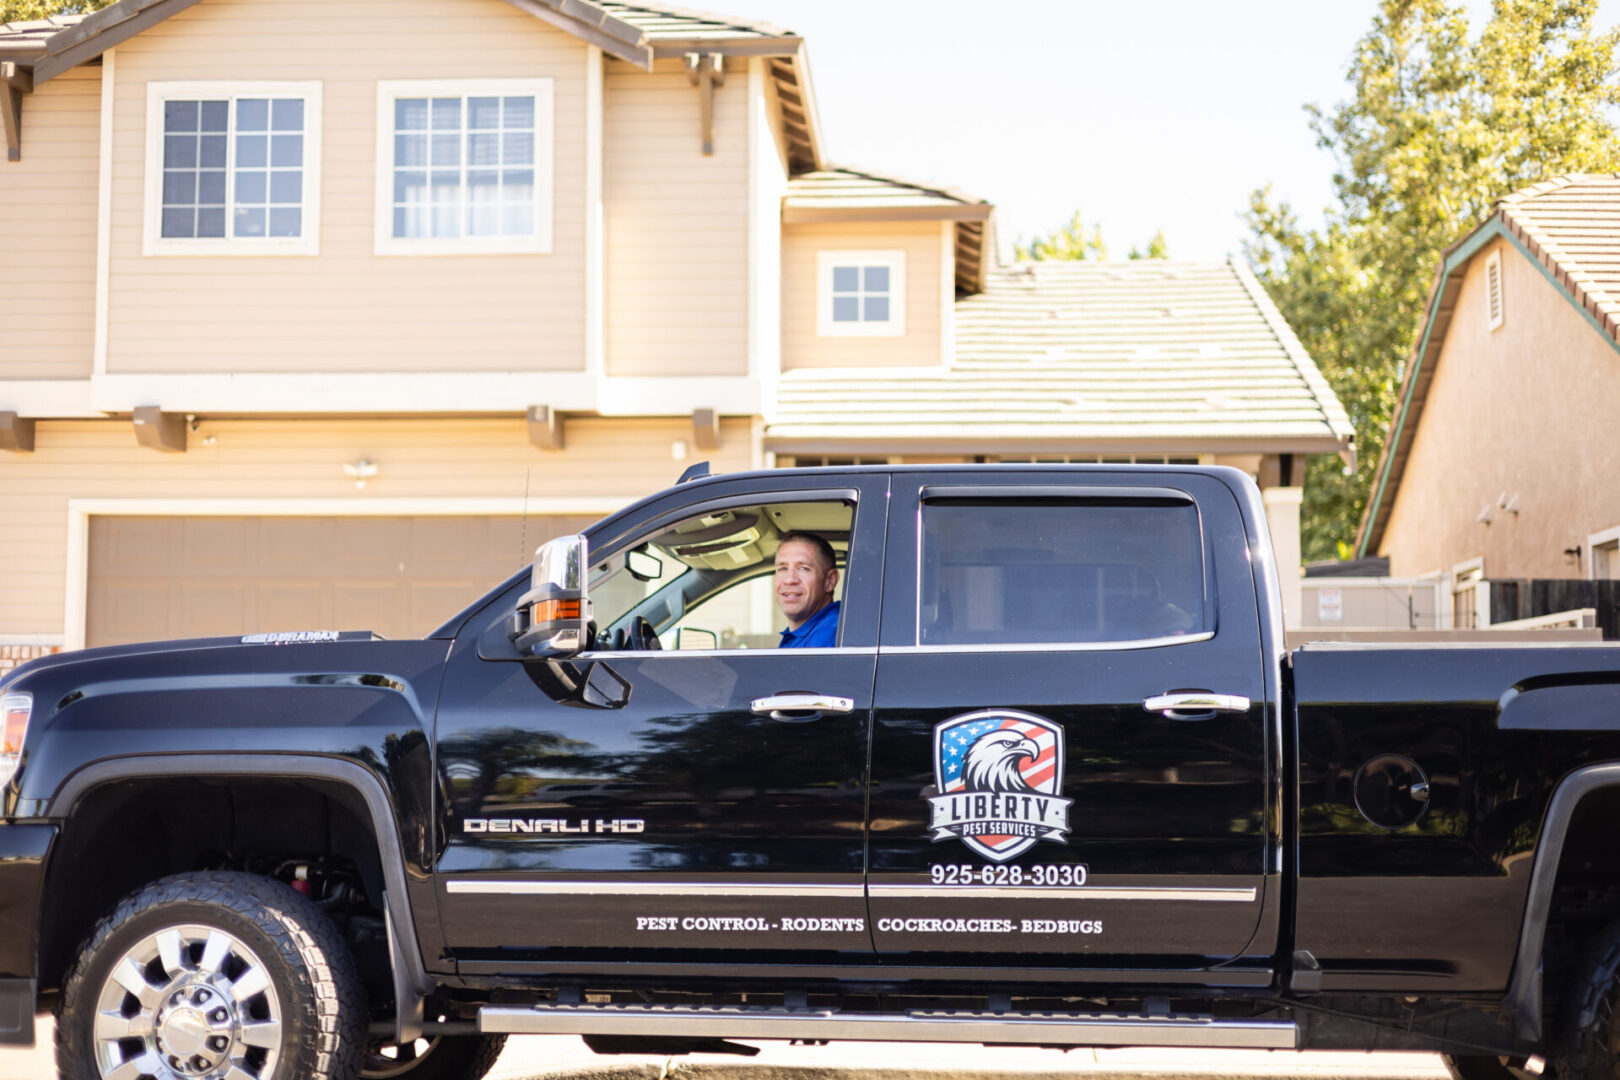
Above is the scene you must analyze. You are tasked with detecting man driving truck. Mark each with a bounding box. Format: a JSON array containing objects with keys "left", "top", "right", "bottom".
[{"left": 774, "top": 531, "right": 839, "bottom": 648}]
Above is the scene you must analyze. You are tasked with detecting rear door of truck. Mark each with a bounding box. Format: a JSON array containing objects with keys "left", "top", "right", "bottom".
[{"left": 865, "top": 470, "right": 1272, "bottom": 970}]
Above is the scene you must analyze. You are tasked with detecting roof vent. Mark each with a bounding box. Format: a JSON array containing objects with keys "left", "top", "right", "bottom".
[
  {"left": 1200, "top": 344, "right": 1223, "bottom": 358},
  {"left": 1485, "top": 250, "right": 1504, "bottom": 331},
  {"left": 1135, "top": 345, "right": 1162, "bottom": 360}
]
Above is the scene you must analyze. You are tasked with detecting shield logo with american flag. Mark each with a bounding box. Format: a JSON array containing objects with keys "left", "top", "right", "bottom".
[{"left": 927, "top": 709, "right": 1073, "bottom": 863}]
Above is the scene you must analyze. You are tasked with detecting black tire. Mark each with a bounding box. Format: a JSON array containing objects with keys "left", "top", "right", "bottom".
[
  {"left": 1557, "top": 914, "right": 1620, "bottom": 1080},
  {"left": 57, "top": 870, "right": 367, "bottom": 1080},
  {"left": 361, "top": 1033, "right": 507, "bottom": 1079},
  {"left": 1441, "top": 1055, "right": 1537, "bottom": 1080}
]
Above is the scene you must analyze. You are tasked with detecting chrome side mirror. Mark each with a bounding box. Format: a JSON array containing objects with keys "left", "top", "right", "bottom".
[{"left": 511, "top": 534, "right": 590, "bottom": 656}]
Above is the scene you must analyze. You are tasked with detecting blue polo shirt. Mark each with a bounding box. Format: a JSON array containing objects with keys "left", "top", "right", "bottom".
[{"left": 779, "top": 600, "right": 840, "bottom": 648}]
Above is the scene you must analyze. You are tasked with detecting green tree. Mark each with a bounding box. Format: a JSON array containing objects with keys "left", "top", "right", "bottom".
[
  {"left": 1129, "top": 229, "right": 1169, "bottom": 261},
  {"left": 1246, "top": 0, "right": 1620, "bottom": 561},
  {"left": 1, "top": 0, "right": 115, "bottom": 21},
  {"left": 1016, "top": 212, "right": 1170, "bottom": 262}
]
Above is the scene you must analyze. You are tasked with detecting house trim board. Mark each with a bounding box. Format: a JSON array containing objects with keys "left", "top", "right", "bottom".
[
  {"left": 1358, "top": 216, "right": 1620, "bottom": 558},
  {"left": 0, "top": 374, "right": 764, "bottom": 417},
  {"left": 939, "top": 220, "right": 955, "bottom": 366},
  {"left": 93, "top": 48, "right": 113, "bottom": 378},
  {"left": 584, "top": 45, "right": 603, "bottom": 377},
  {"left": 62, "top": 494, "right": 630, "bottom": 650}
]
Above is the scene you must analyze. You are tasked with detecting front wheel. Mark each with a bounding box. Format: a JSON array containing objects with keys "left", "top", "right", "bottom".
[
  {"left": 57, "top": 870, "right": 367, "bottom": 1080},
  {"left": 362, "top": 1033, "right": 507, "bottom": 1079}
]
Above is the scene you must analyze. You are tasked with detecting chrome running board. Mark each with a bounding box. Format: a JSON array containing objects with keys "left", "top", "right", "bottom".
[{"left": 478, "top": 1002, "right": 1298, "bottom": 1048}]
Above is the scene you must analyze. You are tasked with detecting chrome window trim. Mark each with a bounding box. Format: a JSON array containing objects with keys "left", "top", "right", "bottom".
[
  {"left": 445, "top": 881, "right": 864, "bottom": 898},
  {"left": 869, "top": 884, "right": 1256, "bottom": 903},
  {"left": 882, "top": 632, "right": 1213, "bottom": 656},
  {"left": 575, "top": 646, "right": 879, "bottom": 660}
]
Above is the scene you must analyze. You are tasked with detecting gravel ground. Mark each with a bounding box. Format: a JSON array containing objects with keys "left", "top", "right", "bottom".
[{"left": 1, "top": 1017, "right": 1455, "bottom": 1080}]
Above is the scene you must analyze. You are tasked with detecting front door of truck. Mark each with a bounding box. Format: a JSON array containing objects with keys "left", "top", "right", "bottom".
[
  {"left": 432, "top": 474, "right": 887, "bottom": 969},
  {"left": 866, "top": 472, "right": 1270, "bottom": 969}
]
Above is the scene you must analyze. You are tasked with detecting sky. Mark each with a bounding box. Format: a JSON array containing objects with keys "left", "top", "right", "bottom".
[{"left": 737, "top": 0, "right": 1620, "bottom": 262}]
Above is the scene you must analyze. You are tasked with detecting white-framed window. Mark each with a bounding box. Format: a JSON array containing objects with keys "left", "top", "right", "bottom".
[
  {"left": 374, "top": 79, "right": 554, "bottom": 256},
  {"left": 1589, "top": 525, "right": 1620, "bottom": 580},
  {"left": 1485, "top": 249, "right": 1504, "bottom": 331},
  {"left": 143, "top": 81, "right": 322, "bottom": 256},
  {"left": 817, "top": 250, "right": 905, "bottom": 337}
]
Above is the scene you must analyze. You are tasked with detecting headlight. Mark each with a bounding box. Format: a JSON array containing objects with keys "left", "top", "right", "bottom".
[{"left": 0, "top": 691, "right": 31, "bottom": 788}]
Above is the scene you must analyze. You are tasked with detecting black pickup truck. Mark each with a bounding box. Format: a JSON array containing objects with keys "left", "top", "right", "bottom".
[{"left": 4, "top": 464, "right": 1620, "bottom": 1080}]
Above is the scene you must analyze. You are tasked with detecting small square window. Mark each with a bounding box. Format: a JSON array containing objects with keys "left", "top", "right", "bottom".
[
  {"left": 145, "top": 81, "right": 322, "bottom": 255},
  {"left": 818, "top": 251, "right": 906, "bottom": 337}
]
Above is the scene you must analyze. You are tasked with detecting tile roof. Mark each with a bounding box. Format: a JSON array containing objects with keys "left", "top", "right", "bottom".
[
  {"left": 785, "top": 167, "right": 989, "bottom": 218},
  {"left": 766, "top": 259, "right": 1355, "bottom": 454},
  {"left": 0, "top": 13, "right": 85, "bottom": 55},
  {"left": 598, "top": 0, "right": 793, "bottom": 41},
  {"left": 1359, "top": 174, "right": 1620, "bottom": 555}
]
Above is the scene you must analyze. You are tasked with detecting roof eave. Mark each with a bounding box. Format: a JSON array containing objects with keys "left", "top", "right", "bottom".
[
  {"left": 649, "top": 35, "right": 802, "bottom": 58},
  {"left": 782, "top": 203, "right": 993, "bottom": 225},
  {"left": 762, "top": 433, "right": 1355, "bottom": 456}
]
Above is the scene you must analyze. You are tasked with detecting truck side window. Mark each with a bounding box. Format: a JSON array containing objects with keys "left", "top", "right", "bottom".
[
  {"left": 918, "top": 497, "right": 1206, "bottom": 646},
  {"left": 588, "top": 499, "right": 853, "bottom": 650}
]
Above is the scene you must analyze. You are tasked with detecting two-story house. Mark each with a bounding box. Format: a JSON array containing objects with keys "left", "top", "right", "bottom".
[
  {"left": 0, "top": 0, "right": 1351, "bottom": 664},
  {"left": 1358, "top": 175, "right": 1620, "bottom": 633}
]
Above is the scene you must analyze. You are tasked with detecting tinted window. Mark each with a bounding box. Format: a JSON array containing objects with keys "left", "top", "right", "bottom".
[{"left": 918, "top": 499, "right": 1205, "bottom": 646}]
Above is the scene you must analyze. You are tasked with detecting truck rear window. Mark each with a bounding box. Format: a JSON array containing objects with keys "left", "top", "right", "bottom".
[{"left": 918, "top": 498, "right": 1206, "bottom": 646}]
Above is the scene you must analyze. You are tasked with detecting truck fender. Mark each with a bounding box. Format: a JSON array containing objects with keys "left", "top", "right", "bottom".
[
  {"left": 1505, "top": 762, "right": 1620, "bottom": 1042},
  {"left": 47, "top": 753, "right": 431, "bottom": 1043}
]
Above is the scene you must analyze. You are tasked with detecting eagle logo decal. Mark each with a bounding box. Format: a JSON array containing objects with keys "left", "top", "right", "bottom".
[{"left": 928, "top": 709, "right": 1073, "bottom": 863}]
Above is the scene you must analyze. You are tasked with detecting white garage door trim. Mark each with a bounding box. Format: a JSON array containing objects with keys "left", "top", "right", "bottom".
[{"left": 65, "top": 496, "right": 630, "bottom": 650}]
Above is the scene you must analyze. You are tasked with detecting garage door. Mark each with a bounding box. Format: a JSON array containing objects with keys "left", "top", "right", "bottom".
[{"left": 87, "top": 515, "right": 598, "bottom": 648}]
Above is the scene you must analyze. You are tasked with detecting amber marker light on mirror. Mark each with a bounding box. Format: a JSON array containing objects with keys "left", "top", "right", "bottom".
[
  {"left": 0, "top": 692, "right": 30, "bottom": 787},
  {"left": 531, "top": 599, "right": 582, "bottom": 623}
]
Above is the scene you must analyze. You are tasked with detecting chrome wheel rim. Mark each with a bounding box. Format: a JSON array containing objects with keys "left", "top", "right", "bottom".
[
  {"left": 361, "top": 1035, "right": 443, "bottom": 1078},
  {"left": 92, "top": 922, "right": 283, "bottom": 1079}
]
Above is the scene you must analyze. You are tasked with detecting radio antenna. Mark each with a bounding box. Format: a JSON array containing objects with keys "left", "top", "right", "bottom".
[{"left": 518, "top": 467, "right": 531, "bottom": 568}]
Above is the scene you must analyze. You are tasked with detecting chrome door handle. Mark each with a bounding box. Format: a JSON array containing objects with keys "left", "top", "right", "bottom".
[
  {"left": 750, "top": 692, "right": 855, "bottom": 721},
  {"left": 1143, "top": 692, "right": 1251, "bottom": 720}
]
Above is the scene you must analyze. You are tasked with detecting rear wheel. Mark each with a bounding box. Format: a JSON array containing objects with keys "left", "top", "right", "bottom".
[
  {"left": 57, "top": 870, "right": 366, "bottom": 1080},
  {"left": 361, "top": 1034, "right": 507, "bottom": 1079},
  {"left": 1557, "top": 913, "right": 1620, "bottom": 1080}
]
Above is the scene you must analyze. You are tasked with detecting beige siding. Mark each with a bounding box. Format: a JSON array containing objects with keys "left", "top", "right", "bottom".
[
  {"left": 0, "top": 415, "right": 754, "bottom": 636},
  {"left": 604, "top": 58, "right": 748, "bottom": 376},
  {"left": 106, "top": 0, "right": 588, "bottom": 374},
  {"left": 0, "top": 67, "right": 100, "bottom": 379},
  {"left": 781, "top": 221, "right": 943, "bottom": 369},
  {"left": 1380, "top": 235, "right": 1620, "bottom": 578}
]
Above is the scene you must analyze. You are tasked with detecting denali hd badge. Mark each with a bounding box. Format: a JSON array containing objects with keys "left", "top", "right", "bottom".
[{"left": 928, "top": 709, "right": 1073, "bottom": 863}]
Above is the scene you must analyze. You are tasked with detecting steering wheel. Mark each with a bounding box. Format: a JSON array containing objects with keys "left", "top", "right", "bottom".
[{"left": 630, "top": 615, "right": 663, "bottom": 651}]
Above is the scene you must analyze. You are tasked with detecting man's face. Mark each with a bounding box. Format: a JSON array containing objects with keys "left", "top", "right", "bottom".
[{"left": 774, "top": 539, "right": 838, "bottom": 629}]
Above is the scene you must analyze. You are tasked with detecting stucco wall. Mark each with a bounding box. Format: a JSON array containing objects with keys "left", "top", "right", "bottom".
[
  {"left": 0, "top": 416, "right": 753, "bottom": 638},
  {"left": 104, "top": 0, "right": 588, "bottom": 374},
  {"left": 1379, "top": 234, "right": 1620, "bottom": 578},
  {"left": 0, "top": 67, "right": 100, "bottom": 379},
  {"left": 781, "top": 220, "right": 946, "bottom": 369}
]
